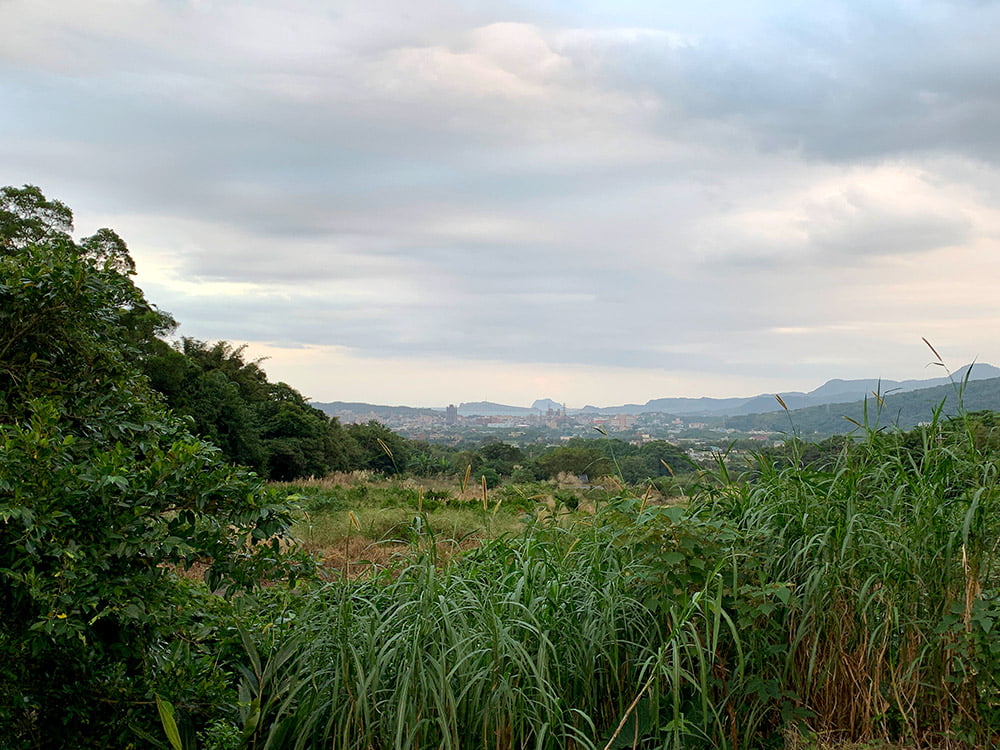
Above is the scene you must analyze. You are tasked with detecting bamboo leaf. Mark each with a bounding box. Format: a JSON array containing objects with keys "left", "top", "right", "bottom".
[{"left": 155, "top": 695, "right": 183, "bottom": 750}]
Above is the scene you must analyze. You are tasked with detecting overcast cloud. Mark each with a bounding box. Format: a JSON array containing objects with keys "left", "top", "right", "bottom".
[{"left": 3, "top": 0, "right": 1000, "bottom": 406}]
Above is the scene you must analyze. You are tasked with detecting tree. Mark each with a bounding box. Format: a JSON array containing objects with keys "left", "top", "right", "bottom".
[
  {"left": 142, "top": 337, "right": 355, "bottom": 480},
  {"left": 0, "top": 186, "right": 307, "bottom": 746},
  {"left": 258, "top": 382, "right": 352, "bottom": 480},
  {"left": 478, "top": 441, "right": 525, "bottom": 477},
  {"left": 346, "top": 420, "right": 411, "bottom": 475},
  {"left": 639, "top": 440, "right": 694, "bottom": 475},
  {"left": 0, "top": 184, "right": 72, "bottom": 251},
  {"left": 537, "top": 445, "right": 612, "bottom": 481},
  {"left": 407, "top": 441, "right": 453, "bottom": 477}
]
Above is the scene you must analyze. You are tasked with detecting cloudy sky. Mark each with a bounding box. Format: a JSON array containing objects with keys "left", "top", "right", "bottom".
[{"left": 4, "top": 0, "right": 1000, "bottom": 407}]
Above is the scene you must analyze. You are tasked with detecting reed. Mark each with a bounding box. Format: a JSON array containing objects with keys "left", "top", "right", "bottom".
[
  {"left": 231, "top": 506, "right": 747, "bottom": 749},
  {"left": 698, "top": 406, "right": 1000, "bottom": 746}
]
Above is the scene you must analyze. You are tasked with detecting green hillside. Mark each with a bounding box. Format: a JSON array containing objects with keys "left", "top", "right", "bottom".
[{"left": 725, "top": 376, "right": 1000, "bottom": 436}]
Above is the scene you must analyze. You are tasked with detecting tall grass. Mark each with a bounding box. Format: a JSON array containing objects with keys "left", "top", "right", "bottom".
[
  {"left": 698, "top": 408, "right": 1000, "bottom": 746},
  {"left": 235, "top": 508, "right": 744, "bottom": 750},
  {"left": 183, "top": 405, "right": 1000, "bottom": 749}
]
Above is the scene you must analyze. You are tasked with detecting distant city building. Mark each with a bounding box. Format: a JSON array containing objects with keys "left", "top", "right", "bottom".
[
  {"left": 445, "top": 404, "right": 458, "bottom": 425},
  {"left": 612, "top": 414, "right": 636, "bottom": 430}
]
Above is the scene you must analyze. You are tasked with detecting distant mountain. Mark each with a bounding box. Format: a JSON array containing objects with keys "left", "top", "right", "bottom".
[
  {"left": 577, "top": 363, "right": 1000, "bottom": 417},
  {"left": 531, "top": 398, "right": 564, "bottom": 412},
  {"left": 725, "top": 375, "right": 1000, "bottom": 437},
  {"left": 311, "top": 401, "right": 440, "bottom": 420},
  {"left": 310, "top": 364, "right": 1000, "bottom": 423}
]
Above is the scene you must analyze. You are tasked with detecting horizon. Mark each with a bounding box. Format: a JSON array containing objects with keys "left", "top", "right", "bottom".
[
  {"left": 5, "top": 1, "right": 1000, "bottom": 405},
  {"left": 301, "top": 359, "right": 995, "bottom": 411}
]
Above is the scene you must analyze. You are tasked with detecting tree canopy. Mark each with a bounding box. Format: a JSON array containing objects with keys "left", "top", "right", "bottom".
[
  {"left": 0, "top": 185, "right": 308, "bottom": 745},
  {"left": 142, "top": 338, "right": 355, "bottom": 480}
]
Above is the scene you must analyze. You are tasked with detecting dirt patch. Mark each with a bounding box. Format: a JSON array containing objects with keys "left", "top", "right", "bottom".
[{"left": 307, "top": 535, "right": 483, "bottom": 581}]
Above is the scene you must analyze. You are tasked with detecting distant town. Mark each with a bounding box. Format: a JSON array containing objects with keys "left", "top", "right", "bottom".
[
  {"left": 315, "top": 402, "right": 774, "bottom": 450},
  {"left": 312, "top": 363, "right": 1000, "bottom": 452}
]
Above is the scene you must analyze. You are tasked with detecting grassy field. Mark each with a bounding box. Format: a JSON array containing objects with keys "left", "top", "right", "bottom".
[
  {"left": 276, "top": 473, "right": 655, "bottom": 577},
  {"left": 156, "top": 413, "right": 1000, "bottom": 749}
]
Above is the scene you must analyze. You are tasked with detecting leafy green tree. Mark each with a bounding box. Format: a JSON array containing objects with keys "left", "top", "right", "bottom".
[
  {"left": 0, "top": 186, "right": 307, "bottom": 746},
  {"left": 408, "top": 441, "right": 453, "bottom": 477},
  {"left": 0, "top": 184, "right": 73, "bottom": 251},
  {"left": 537, "top": 445, "right": 612, "bottom": 480},
  {"left": 259, "top": 382, "right": 352, "bottom": 480},
  {"left": 145, "top": 340, "right": 268, "bottom": 470},
  {"left": 478, "top": 441, "right": 525, "bottom": 477},
  {"left": 617, "top": 454, "right": 656, "bottom": 483},
  {"left": 346, "top": 420, "right": 411, "bottom": 475},
  {"left": 449, "top": 448, "right": 483, "bottom": 477},
  {"left": 639, "top": 440, "right": 693, "bottom": 475},
  {"left": 509, "top": 462, "right": 546, "bottom": 482},
  {"left": 143, "top": 337, "right": 353, "bottom": 480}
]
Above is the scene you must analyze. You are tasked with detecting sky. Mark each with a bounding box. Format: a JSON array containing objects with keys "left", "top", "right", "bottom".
[{"left": 3, "top": 0, "right": 1000, "bottom": 408}]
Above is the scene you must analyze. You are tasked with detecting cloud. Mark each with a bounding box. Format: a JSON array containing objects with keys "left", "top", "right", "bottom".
[
  {"left": 805, "top": 195, "right": 971, "bottom": 258},
  {"left": 235, "top": 341, "right": 806, "bottom": 407},
  {"left": 375, "top": 22, "right": 570, "bottom": 101},
  {"left": 5, "top": 1, "right": 1000, "bottom": 404},
  {"left": 692, "top": 162, "right": 980, "bottom": 267}
]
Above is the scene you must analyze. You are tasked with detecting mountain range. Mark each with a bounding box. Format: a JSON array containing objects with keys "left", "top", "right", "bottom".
[
  {"left": 577, "top": 363, "right": 1000, "bottom": 416},
  {"left": 726, "top": 373, "right": 1000, "bottom": 436},
  {"left": 311, "top": 363, "right": 1000, "bottom": 420}
]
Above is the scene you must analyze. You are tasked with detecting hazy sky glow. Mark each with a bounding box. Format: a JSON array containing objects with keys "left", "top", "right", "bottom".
[{"left": 4, "top": 0, "right": 1000, "bottom": 406}]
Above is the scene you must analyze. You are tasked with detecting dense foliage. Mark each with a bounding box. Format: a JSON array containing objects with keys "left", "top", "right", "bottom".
[
  {"left": 143, "top": 338, "right": 355, "bottom": 480},
  {"left": 228, "top": 412, "right": 1000, "bottom": 749},
  {"left": 234, "top": 511, "right": 717, "bottom": 750},
  {"left": 0, "top": 186, "right": 308, "bottom": 747},
  {"left": 141, "top": 342, "right": 462, "bottom": 482}
]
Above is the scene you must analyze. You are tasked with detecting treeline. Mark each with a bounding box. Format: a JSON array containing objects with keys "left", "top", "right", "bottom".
[
  {"left": 139, "top": 337, "right": 696, "bottom": 484},
  {"left": 444, "top": 437, "right": 694, "bottom": 486},
  {"left": 141, "top": 338, "right": 354, "bottom": 480}
]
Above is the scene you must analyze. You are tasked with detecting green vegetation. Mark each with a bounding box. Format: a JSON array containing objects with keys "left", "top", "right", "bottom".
[
  {"left": 282, "top": 476, "right": 527, "bottom": 564},
  {"left": 150, "top": 407, "right": 1000, "bottom": 748},
  {"left": 0, "top": 186, "right": 309, "bottom": 746},
  {"left": 143, "top": 339, "right": 356, "bottom": 481},
  {"left": 235, "top": 411, "right": 1000, "bottom": 749},
  {"left": 443, "top": 436, "right": 695, "bottom": 488},
  {"left": 702, "top": 412, "right": 1000, "bottom": 747},
  {"left": 233, "top": 508, "right": 724, "bottom": 750},
  {"left": 139, "top": 331, "right": 702, "bottom": 484}
]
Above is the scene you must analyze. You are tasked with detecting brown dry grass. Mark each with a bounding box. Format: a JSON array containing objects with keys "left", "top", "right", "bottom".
[
  {"left": 784, "top": 728, "right": 985, "bottom": 749},
  {"left": 307, "top": 534, "right": 483, "bottom": 580}
]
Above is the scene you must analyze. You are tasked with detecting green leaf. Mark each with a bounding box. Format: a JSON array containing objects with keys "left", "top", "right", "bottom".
[
  {"left": 239, "top": 697, "right": 261, "bottom": 741},
  {"left": 155, "top": 694, "right": 183, "bottom": 750}
]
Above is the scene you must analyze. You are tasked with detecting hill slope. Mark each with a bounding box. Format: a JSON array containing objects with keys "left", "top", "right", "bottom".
[
  {"left": 725, "top": 376, "right": 1000, "bottom": 436},
  {"left": 582, "top": 363, "right": 1000, "bottom": 416}
]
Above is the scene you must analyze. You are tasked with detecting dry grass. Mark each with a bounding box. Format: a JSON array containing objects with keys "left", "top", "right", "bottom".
[
  {"left": 307, "top": 535, "right": 483, "bottom": 580},
  {"left": 784, "top": 733, "right": 970, "bottom": 750}
]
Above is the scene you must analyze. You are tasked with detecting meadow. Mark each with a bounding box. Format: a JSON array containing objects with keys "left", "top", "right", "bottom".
[{"left": 148, "top": 407, "right": 1000, "bottom": 750}]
